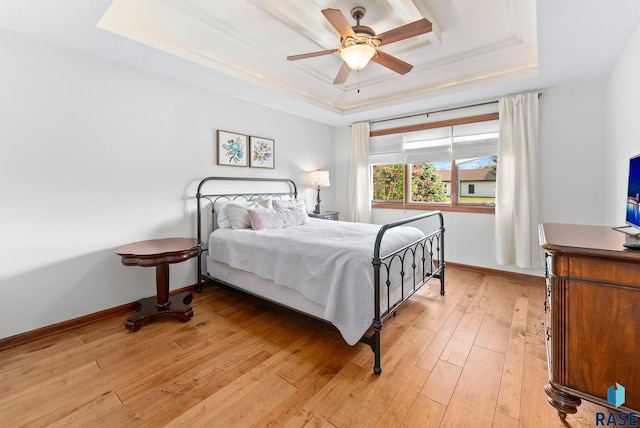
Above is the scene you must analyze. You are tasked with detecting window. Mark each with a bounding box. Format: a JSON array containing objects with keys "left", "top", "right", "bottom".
[{"left": 370, "top": 113, "right": 498, "bottom": 213}]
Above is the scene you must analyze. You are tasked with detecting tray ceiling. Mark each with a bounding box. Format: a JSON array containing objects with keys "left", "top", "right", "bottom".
[
  {"left": 98, "top": 0, "right": 537, "bottom": 116},
  {"left": 2, "top": 1, "right": 640, "bottom": 125}
]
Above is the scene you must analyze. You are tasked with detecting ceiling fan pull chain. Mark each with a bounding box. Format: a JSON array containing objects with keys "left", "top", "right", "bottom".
[{"left": 357, "top": 70, "right": 360, "bottom": 93}]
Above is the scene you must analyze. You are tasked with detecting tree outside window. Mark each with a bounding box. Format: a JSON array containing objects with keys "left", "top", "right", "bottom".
[
  {"left": 411, "top": 163, "right": 447, "bottom": 202},
  {"left": 372, "top": 164, "right": 404, "bottom": 201}
]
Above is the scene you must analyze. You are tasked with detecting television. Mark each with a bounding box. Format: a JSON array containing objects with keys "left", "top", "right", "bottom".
[
  {"left": 626, "top": 154, "right": 640, "bottom": 231},
  {"left": 613, "top": 154, "right": 640, "bottom": 236}
]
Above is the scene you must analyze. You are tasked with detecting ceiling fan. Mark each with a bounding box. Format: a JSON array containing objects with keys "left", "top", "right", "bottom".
[{"left": 287, "top": 7, "right": 432, "bottom": 85}]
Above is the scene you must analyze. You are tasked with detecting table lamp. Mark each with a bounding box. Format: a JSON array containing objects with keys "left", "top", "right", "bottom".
[{"left": 308, "top": 170, "right": 330, "bottom": 214}]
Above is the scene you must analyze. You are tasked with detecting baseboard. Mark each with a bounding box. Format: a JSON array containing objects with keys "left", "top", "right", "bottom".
[
  {"left": 445, "top": 261, "right": 545, "bottom": 285},
  {"left": 0, "top": 283, "right": 205, "bottom": 352}
]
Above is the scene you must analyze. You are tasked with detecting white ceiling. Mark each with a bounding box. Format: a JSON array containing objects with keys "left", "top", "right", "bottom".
[{"left": 1, "top": 0, "right": 640, "bottom": 126}]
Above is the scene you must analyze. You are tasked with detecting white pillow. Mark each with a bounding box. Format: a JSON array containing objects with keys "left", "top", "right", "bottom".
[
  {"left": 247, "top": 206, "right": 309, "bottom": 230},
  {"left": 272, "top": 199, "right": 306, "bottom": 211},
  {"left": 226, "top": 200, "right": 273, "bottom": 229},
  {"left": 214, "top": 199, "right": 271, "bottom": 228}
]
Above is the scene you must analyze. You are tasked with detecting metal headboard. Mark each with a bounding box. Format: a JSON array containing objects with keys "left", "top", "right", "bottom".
[{"left": 195, "top": 176, "right": 298, "bottom": 290}]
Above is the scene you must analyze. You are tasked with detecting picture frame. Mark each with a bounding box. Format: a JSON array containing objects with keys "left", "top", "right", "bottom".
[
  {"left": 249, "top": 136, "right": 275, "bottom": 169},
  {"left": 217, "top": 130, "right": 248, "bottom": 167}
]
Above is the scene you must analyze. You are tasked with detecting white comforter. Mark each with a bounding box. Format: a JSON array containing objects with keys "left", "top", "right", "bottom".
[{"left": 208, "top": 218, "right": 425, "bottom": 345}]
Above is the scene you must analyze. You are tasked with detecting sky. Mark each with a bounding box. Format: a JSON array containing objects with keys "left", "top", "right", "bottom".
[{"left": 433, "top": 157, "right": 493, "bottom": 170}]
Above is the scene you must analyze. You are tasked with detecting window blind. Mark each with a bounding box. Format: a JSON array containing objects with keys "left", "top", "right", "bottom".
[{"left": 369, "top": 119, "right": 499, "bottom": 165}]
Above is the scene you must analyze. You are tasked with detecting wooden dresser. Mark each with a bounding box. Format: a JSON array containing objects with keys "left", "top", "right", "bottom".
[{"left": 539, "top": 223, "right": 640, "bottom": 419}]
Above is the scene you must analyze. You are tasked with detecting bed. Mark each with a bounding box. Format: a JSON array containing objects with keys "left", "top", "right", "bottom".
[{"left": 195, "top": 176, "right": 445, "bottom": 374}]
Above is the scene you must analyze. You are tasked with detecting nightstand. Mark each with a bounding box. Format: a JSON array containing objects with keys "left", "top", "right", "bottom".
[{"left": 308, "top": 211, "right": 340, "bottom": 221}]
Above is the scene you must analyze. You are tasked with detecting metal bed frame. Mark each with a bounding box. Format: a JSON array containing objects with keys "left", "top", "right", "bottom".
[{"left": 195, "top": 176, "right": 445, "bottom": 374}]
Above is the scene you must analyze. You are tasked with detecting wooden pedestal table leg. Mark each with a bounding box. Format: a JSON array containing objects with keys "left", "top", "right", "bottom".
[{"left": 125, "top": 263, "right": 194, "bottom": 332}]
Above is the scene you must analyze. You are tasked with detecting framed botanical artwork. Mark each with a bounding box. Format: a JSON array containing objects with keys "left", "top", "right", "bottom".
[
  {"left": 249, "top": 136, "right": 275, "bottom": 169},
  {"left": 217, "top": 130, "right": 248, "bottom": 167}
]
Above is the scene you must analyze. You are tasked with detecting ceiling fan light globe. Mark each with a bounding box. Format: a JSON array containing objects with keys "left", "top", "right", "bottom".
[{"left": 340, "top": 44, "right": 376, "bottom": 71}]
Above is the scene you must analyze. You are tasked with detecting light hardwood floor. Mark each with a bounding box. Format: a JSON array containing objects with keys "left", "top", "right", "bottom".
[{"left": 0, "top": 267, "right": 611, "bottom": 427}]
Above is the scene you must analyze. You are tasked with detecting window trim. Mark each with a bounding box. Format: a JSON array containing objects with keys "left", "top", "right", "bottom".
[
  {"left": 371, "top": 201, "right": 495, "bottom": 214},
  {"left": 370, "top": 113, "right": 498, "bottom": 215}
]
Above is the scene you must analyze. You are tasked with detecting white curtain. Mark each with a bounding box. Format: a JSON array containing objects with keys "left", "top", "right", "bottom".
[
  {"left": 348, "top": 121, "right": 371, "bottom": 223},
  {"left": 495, "top": 93, "right": 543, "bottom": 269}
]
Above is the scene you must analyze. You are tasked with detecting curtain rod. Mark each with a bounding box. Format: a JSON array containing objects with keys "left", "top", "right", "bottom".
[
  {"left": 368, "top": 92, "right": 542, "bottom": 125},
  {"left": 369, "top": 100, "right": 498, "bottom": 125}
]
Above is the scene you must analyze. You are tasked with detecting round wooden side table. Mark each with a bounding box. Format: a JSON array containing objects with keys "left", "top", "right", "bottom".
[{"left": 116, "top": 237, "right": 201, "bottom": 332}]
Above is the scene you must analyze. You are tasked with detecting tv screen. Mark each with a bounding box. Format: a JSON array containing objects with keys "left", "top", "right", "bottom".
[{"left": 626, "top": 154, "right": 640, "bottom": 229}]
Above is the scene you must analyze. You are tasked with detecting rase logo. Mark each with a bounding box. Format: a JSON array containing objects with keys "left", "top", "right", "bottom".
[
  {"left": 609, "top": 383, "right": 626, "bottom": 408},
  {"left": 596, "top": 383, "right": 638, "bottom": 427}
]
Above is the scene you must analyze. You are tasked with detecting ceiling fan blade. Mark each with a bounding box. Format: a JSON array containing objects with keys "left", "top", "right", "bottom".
[
  {"left": 287, "top": 49, "right": 338, "bottom": 61},
  {"left": 322, "top": 8, "right": 356, "bottom": 39},
  {"left": 376, "top": 18, "right": 432, "bottom": 46},
  {"left": 372, "top": 50, "right": 413, "bottom": 75},
  {"left": 333, "top": 62, "right": 351, "bottom": 85}
]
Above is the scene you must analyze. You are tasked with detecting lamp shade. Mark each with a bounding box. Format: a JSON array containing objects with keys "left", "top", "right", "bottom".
[
  {"left": 340, "top": 44, "right": 376, "bottom": 71},
  {"left": 308, "top": 170, "right": 330, "bottom": 188}
]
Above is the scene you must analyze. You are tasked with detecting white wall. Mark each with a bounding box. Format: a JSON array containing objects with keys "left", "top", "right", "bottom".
[
  {"left": 538, "top": 80, "right": 608, "bottom": 225},
  {"left": 607, "top": 23, "right": 640, "bottom": 226},
  {"left": 459, "top": 181, "right": 495, "bottom": 198},
  {"left": 334, "top": 79, "right": 609, "bottom": 276},
  {"left": 0, "top": 29, "right": 335, "bottom": 340}
]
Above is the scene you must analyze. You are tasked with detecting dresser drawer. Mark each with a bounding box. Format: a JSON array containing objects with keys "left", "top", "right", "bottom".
[{"left": 569, "top": 257, "right": 640, "bottom": 288}]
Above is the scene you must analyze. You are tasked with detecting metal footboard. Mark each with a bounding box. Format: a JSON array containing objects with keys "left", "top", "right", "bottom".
[{"left": 364, "top": 211, "right": 445, "bottom": 374}]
